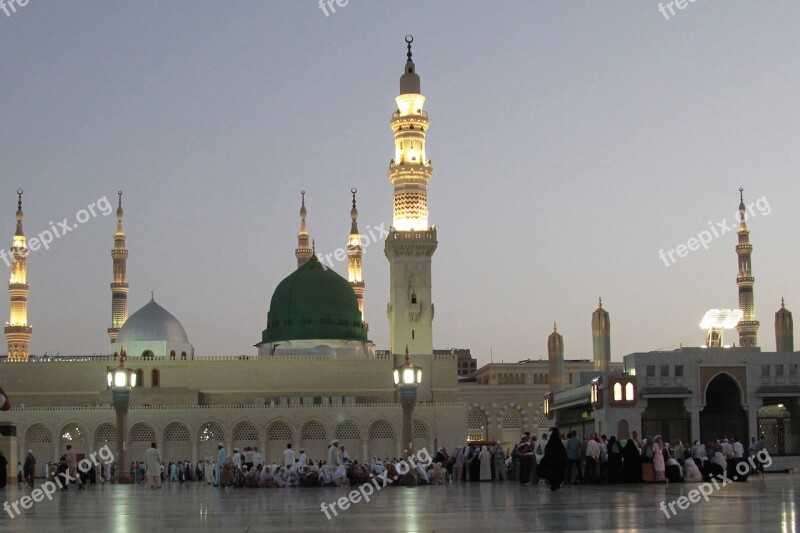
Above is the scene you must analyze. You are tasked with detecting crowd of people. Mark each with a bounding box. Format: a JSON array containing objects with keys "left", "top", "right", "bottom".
[
  {"left": 7, "top": 430, "right": 772, "bottom": 492},
  {"left": 209, "top": 440, "right": 447, "bottom": 488},
  {"left": 529, "top": 428, "right": 771, "bottom": 491}
]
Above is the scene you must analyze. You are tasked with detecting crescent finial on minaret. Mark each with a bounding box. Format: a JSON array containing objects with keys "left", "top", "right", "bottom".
[{"left": 405, "top": 35, "right": 413, "bottom": 61}]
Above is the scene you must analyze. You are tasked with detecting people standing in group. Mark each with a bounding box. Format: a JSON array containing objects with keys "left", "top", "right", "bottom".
[
  {"left": 215, "top": 442, "right": 226, "bottom": 487},
  {"left": 478, "top": 445, "right": 492, "bottom": 481},
  {"left": 65, "top": 445, "right": 84, "bottom": 490},
  {"left": 732, "top": 438, "right": 744, "bottom": 459},
  {"left": 283, "top": 443, "right": 296, "bottom": 468},
  {"left": 652, "top": 435, "right": 666, "bottom": 483},
  {"left": 606, "top": 436, "right": 623, "bottom": 483},
  {"left": 493, "top": 442, "right": 506, "bottom": 481},
  {"left": 452, "top": 445, "right": 464, "bottom": 483},
  {"left": 540, "top": 427, "right": 567, "bottom": 492},
  {"left": 565, "top": 431, "right": 583, "bottom": 484},
  {"left": 23, "top": 450, "right": 36, "bottom": 487},
  {"left": 584, "top": 433, "right": 600, "bottom": 484},
  {"left": 144, "top": 442, "right": 162, "bottom": 489},
  {"left": 622, "top": 436, "right": 641, "bottom": 483}
]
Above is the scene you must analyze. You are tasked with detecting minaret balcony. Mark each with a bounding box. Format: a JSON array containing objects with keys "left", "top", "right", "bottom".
[
  {"left": 4, "top": 325, "right": 32, "bottom": 335},
  {"left": 388, "top": 162, "right": 433, "bottom": 178},
  {"left": 391, "top": 110, "right": 428, "bottom": 122},
  {"left": 736, "top": 276, "right": 755, "bottom": 284}
]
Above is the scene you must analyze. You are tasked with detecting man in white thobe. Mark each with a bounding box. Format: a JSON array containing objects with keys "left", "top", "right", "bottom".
[
  {"left": 283, "top": 443, "right": 296, "bottom": 468},
  {"left": 145, "top": 443, "right": 162, "bottom": 489},
  {"left": 215, "top": 443, "right": 226, "bottom": 487},
  {"left": 252, "top": 447, "right": 263, "bottom": 468}
]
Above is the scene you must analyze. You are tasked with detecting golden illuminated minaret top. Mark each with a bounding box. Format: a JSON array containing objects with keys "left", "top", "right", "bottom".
[
  {"left": 108, "top": 191, "right": 129, "bottom": 344},
  {"left": 6, "top": 188, "right": 32, "bottom": 362},
  {"left": 295, "top": 190, "right": 313, "bottom": 268},
  {"left": 735, "top": 187, "right": 759, "bottom": 347},
  {"left": 347, "top": 188, "right": 365, "bottom": 321},
  {"left": 389, "top": 35, "right": 432, "bottom": 231}
]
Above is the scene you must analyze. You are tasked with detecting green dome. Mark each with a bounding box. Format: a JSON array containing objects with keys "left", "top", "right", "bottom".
[{"left": 258, "top": 257, "right": 368, "bottom": 345}]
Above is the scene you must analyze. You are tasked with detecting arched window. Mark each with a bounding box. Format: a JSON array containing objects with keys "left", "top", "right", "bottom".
[
  {"left": 170, "top": 351, "right": 176, "bottom": 360},
  {"left": 135, "top": 369, "right": 144, "bottom": 387},
  {"left": 180, "top": 352, "right": 187, "bottom": 360},
  {"left": 151, "top": 369, "right": 160, "bottom": 388},
  {"left": 613, "top": 383, "right": 623, "bottom": 401},
  {"left": 142, "top": 350, "right": 154, "bottom": 360},
  {"left": 411, "top": 293, "right": 417, "bottom": 304},
  {"left": 625, "top": 382, "right": 635, "bottom": 401}
]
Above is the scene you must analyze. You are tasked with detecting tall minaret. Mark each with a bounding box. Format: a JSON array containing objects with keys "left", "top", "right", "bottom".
[
  {"left": 295, "top": 190, "right": 312, "bottom": 268},
  {"left": 5, "top": 189, "right": 32, "bottom": 362},
  {"left": 108, "top": 191, "right": 129, "bottom": 344},
  {"left": 347, "top": 188, "right": 365, "bottom": 321},
  {"left": 735, "top": 187, "right": 759, "bottom": 347},
  {"left": 592, "top": 297, "right": 610, "bottom": 372},
  {"left": 384, "top": 36, "right": 437, "bottom": 401},
  {"left": 548, "top": 323, "right": 564, "bottom": 394},
  {"left": 775, "top": 298, "right": 793, "bottom": 353}
]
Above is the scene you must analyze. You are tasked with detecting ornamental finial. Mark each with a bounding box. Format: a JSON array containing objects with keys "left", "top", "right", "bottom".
[
  {"left": 405, "top": 35, "right": 413, "bottom": 61},
  {"left": 17, "top": 189, "right": 23, "bottom": 210}
]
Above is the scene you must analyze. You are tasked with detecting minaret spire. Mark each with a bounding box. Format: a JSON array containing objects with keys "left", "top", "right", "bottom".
[
  {"left": 775, "top": 298, "right": 793, "bottom": 353},
  {"left": 592, "top": 298, "right": 611, "bottom": 372},
  {"left": 295, "top": 190, "right": 313, "bottom": 268},
  {"left": 548, "top": 322, "right": 564, "bottom": 394},
  {"left": 735, "top": 187, "right": 759, "bottom": 347},
  {"left": 347, "top": 188, "right": 366, "bottom": 322},
  {"left": 385, "top": 36, "right": 438, "bottom": 402},
  {"left": 108, "top": 191, "right": 129, "bottom": 345},
  {"left": 5, "top": 189, "right": 32, "bottom": 362}
]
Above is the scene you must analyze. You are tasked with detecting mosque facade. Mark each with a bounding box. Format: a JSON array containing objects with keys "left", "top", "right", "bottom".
[{"left": 1, "top": 40, "right": 595, "bottom": 478}]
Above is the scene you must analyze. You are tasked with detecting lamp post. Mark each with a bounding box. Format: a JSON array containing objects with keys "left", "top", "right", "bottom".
[
  {"left": 393, "top": 345, "right": 422, "bottom": 457},
  {"left": 107, "top": 349, "right": 137, "bottom": 484}
]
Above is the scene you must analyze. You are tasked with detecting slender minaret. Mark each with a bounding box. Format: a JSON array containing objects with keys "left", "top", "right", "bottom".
[
  {"left": 592, "top": 297, "right": 610, "bottom": 372},
  {"left": 295, "top": 190, "right": 312, "bottom": 268},
  {"left": 108, "top": 191, "right": 129, "bottom": 343},
  {"left": 5, "top": 189, "right": 32, "bottom": 362},
  {"left": 547, "top": 323, "right": 564, "bottom": 394},
  {"left": 384, "top": 36, "right": 437, "bottom": 401},
  {"left": 347, "top": 188, "right": 365, "bottom": 321},
  {"left": 775, "top": 298, "right": 793, "bottom": 353},
  {"left": 735, "top": 187, "right": 759, "bottom": 347}
]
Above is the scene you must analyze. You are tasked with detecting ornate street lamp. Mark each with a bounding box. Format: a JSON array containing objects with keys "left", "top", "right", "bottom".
[
  {"left": 106, "top": 349, "right": 136, "bottom": 484},
  {"left": 394, "top": 345, "right": 422, "bottom": 456}
]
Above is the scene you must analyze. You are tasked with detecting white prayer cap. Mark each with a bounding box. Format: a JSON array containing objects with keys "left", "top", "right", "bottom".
[
  {"left": 218, "top": 442, "right": 223, "bottom": 447},
  {"left": 331, "top": 439, "right": 338, "bottom": 445}
]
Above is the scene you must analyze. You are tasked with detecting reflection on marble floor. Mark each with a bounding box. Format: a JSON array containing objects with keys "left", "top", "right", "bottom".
[{"left": 0, "top": 474, "right": 798, "bottom": 532}]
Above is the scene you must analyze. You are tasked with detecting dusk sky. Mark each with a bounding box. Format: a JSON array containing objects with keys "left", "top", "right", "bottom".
[{"left": 2, "top": 1, "right": 798, "bottom": 366}]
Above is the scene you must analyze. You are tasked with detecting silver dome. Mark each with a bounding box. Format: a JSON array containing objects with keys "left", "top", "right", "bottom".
[{"left": 116, "top": 299, "right": 189, "bottom": 344}]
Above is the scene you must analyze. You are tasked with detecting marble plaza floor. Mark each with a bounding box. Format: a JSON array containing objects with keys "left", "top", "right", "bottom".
[{"left": 0, "top": 474, "right": 798, "bottom": 532}]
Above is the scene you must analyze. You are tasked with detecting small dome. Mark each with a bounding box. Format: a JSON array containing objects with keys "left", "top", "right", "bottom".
[
  {"left": 116, "top": 299, "right": 189, "bottom": 344},
  {"left": 258, "top": 258, "right": 367, "bottom": 345}
]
